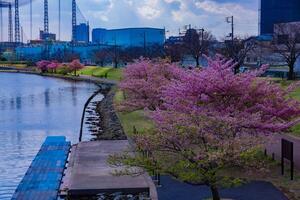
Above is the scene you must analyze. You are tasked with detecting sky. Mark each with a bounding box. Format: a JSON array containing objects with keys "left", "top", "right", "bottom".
[{"left": 0, "top": 0, "right": 259, "bottom": 42}]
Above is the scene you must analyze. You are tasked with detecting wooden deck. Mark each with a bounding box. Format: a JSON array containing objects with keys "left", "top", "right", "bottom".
[
  {"left": 12, "top": 136, "right": 71, "bottom": 200},
  {"left": 59, "top": 140, "right": 157, "bottom": 199}
]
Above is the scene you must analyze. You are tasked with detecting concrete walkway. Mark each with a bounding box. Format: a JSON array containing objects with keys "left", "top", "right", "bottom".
[
  {"left": 59, "top": 140, "right": 157, "bottom": 199},
  {"left": 266, "top": 134, "right": 300, "bottom": 170}
]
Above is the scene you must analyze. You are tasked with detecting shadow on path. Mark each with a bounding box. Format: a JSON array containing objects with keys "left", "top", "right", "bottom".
[{"left": 157, "top": 176, "right": 288, "bottom": 200}]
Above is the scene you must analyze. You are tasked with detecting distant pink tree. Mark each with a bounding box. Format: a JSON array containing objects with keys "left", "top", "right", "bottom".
[
  {"left": 69, "top": 59, "right": 84, "bottom": 76},
  {"left": 112, "top": 56, "right": 300, "bottom": 200},
  {"left": 118, "top": 58, "right": 184, "bottom": 112},
  {"left": 36, "top": 60, "right": 51, "bottom": 73},
  {"left": 47, "top": 61, "right": 60, "bottom": 73}
]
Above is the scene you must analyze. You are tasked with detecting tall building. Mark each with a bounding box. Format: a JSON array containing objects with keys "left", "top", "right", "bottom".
[
  {"left": 260, "top": 0, "right": 300, "bottom": 35},
  {"left": 92, "top": 27, "right": 165, "bottom": 47},
  {"left": 75, "top": 23, "right": 90, "bottom": 43}
]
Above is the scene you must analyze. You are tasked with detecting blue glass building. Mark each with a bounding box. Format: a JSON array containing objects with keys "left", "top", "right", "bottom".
[
  {"left": 75, "top": 23, "right": 90, "bottom": 43},
  {"left": 92, "top": 27, "right": 165, "bottom": 47},
  {"left": 260, "top": 0, "right": 300, "bottom": 35}
]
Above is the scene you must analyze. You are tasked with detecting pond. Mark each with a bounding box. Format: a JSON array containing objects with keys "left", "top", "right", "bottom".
[{"left": 0, "top": 73, "right": 101, "bottom": 199}]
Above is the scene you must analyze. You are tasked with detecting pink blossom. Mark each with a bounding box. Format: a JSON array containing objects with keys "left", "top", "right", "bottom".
[
  {"left": 69, "top": 59, "right": 84, "bottom": 75},
  {"left": 36, "top": 60, "right": 51, "bottom": 72},
  {"left": 119, "top": 58, "right": 184, "bottom": 111}
]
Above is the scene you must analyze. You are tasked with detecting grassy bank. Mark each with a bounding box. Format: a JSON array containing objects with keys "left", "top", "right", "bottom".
[
  {"left": 114, "top": 90, "right": 153, "bottom": 136},
  {"left": 79, "top": 66, "right": 123, "bottom": 81}
]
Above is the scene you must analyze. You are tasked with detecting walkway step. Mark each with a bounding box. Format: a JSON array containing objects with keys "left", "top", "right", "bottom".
[{"left": 12, "top": 136, "right": 71, "bottom": 200}]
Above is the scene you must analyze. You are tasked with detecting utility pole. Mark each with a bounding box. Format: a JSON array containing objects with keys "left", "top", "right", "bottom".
[
  {"left": 0, "top": 7, "right": 2, "bottom": 42},
  {"left": 199, "top": 28, "right": 204, "bottom": 45},
  {"left": 226, "top": 16, "right": 234, "bottom": 45},
  {"left": 143, "top": 31, "right": 147, "bottom": 57},
  {"left": 58, "top": 0, "right": 61, "bottom": 40},
  {"left": 21, "top": 26, "right": 23, "bottom": 43},
  {"left": 113, "top": 36, "right": 118, "bottom": 68},
  {"left": 30, "top": 0, "right": 32, "bottom": 40}
]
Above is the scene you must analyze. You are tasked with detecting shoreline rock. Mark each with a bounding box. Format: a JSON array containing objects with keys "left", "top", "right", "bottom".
[{"left": 94, "top": 87, "right": 127, "bottom": 140}]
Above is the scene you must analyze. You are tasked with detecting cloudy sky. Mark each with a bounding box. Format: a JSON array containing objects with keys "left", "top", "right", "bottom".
[{"left": 0, "top": 0, "right": 259, "bottom": 42}]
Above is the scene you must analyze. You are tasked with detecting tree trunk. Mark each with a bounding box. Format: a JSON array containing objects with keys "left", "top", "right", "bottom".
[
  {"left": 234, "top": 64, "right": 240, "bottom": 74},
  {"left": 288, "top": 64, "right": 295, "bottom": 80},
  {"left": 195, "top": 56, "right": 200, "bottom": 68},
  {"left": 210, "top": 185, "right": 220, "bottom": 200}
]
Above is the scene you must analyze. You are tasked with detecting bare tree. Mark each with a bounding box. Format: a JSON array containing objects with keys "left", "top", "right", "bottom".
[
  {"left": 165, "top": 43, "right": 184, "bottom": 62},
  {"left": 183, "top": 29, "right": 215, "bottom": 67},
  {"left": 221, "top": 36, "right": 256, "bottom": 74},
  {"left": 64, "top": 50, "right": 80, "bottom": 62},
  {"left": 272, "top": 22, "right": 300, "bottom": 80},
  {"left": 93, "top": 49, "right": 109, "bottom": 67}
]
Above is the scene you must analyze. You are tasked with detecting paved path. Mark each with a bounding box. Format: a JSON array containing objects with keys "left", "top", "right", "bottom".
[
  {"left": 266, "top": 134, "right": 300, "bottom": 170},
  {"left": 59, "top": 140, "right": 157, "bottom": 199},
  {"left": 157, "top": 176, "right": 288, "bottom": 200}
]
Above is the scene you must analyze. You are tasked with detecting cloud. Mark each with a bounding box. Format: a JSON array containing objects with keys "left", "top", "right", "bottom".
[{"left": 0, "top": 0, "right": 259, "bottom": 42}]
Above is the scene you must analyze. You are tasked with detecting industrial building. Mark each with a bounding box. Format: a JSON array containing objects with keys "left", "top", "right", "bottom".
[
  {"left": 15, "top": 42, "right": 108, "bottom": 62},
  {"left": 260, "top": 0, "right": 300, "bottom": 35},
  {"left": 75, "top": 23, "right": 90, "bottom": 43},
  {"left": 40, "top": 31, "right": 56, "bottom": 41},
  {"left": 92, "top": 27, "right": 165, "bottom": 48}
]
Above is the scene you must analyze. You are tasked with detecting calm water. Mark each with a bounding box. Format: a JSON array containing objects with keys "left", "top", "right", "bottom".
[{"left": 0, "top": 73, "right": 101, "bottom": 199}]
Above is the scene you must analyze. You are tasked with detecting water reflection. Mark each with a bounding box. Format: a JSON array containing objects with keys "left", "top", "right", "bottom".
[{"left": 0, "top": 73, "right": 101, "bottom": 200}]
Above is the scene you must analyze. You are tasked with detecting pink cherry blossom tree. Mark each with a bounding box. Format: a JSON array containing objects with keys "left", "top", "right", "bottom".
[
  {"left": 36, "top": 60, "right": 51, "bottom": 73},
  {"left": 69, "top": 59, "right": 84, "bottom": 76},
  {"left": 118, "top": 58, "right": 184, "bottom": 112},
  {"left": 111, "top": 56, "right": 300, "bottom": 200},
  {"left": 47, "top": 61, "right": 60, "bottom": 73}
]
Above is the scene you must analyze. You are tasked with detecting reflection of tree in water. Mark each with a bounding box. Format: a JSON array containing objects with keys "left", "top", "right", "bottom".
[
  {"left": 71, "top": 84, "right": 78, "bottom": 107},
  {"left": 44, "top": 89, "right": 50, "bottom": 107},
  {"left": 16, "top": 96, "right": 22, "bottom": 110},
  {"left": 10, "top": 98, "right": 14, "bottom": 110}
]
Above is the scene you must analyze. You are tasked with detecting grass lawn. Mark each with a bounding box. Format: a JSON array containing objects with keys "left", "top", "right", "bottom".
[
  {"left": 290, "top": 87, "right": 300, "bottom": 137},
  {"left": 290, "top": 87, "right": 300, "bottom": 101},
  {"left": 0, "top": 63, "right": 28, "bottom": 69},
  {"left": 79, "top": 66, "right": 123, "bottom": 81},
  {"left": 114, "top": 90, "right": 153, "bottom": 136},
  {"left": 265, "top": 78, "right": 300, "bottom": 137}
]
